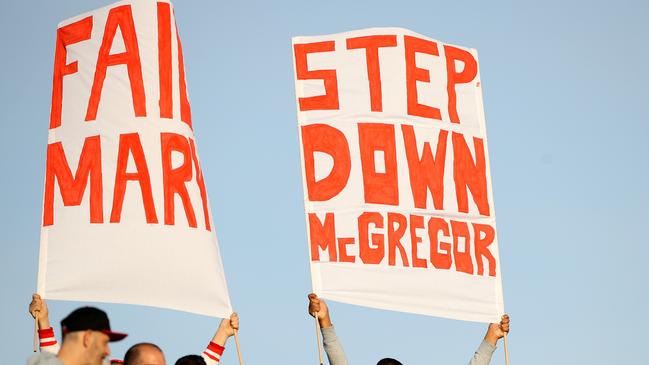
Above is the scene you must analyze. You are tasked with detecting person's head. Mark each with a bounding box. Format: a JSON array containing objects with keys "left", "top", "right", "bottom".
[
  {"left": 377, "top": 358, "right": 403, "bottom": 365},
  {"left": 59, "top": 307, "right": 127, "bottom": 365},
  {"left": 175, "top": 354, "right": 206, "bottom": 365},
  {"left": 123, "top": 343, "right": 166, "bottom": 365}
]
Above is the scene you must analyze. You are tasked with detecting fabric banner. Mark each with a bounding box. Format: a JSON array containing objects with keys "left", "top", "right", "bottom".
[
  {"left": 37, "top": 0, "right": 232, "bottom": 318},
  {"left": 292, "top": 28, "right": 504, "bottom": 323}
]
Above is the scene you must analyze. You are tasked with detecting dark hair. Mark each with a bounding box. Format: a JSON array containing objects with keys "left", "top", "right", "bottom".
[
  {"left": 123, "top": 343, "right": 163, "bottom": 365},
  {"left": 377, "top": 358, "right": 403, "bottom": 365},
  {"left": 175, "top": 355, "right": 207, "bottom": 365}
]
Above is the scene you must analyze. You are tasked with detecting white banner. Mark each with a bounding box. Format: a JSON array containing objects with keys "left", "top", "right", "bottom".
[
  {"left": 293, "top": 28, "right": 504, "bottom": 323},
  {"left": 37, "top": 0, "right": 232, "bottom": 318}
]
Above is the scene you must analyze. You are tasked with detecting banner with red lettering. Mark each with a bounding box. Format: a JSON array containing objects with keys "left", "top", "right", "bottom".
[
  {"left": 37, "top": 0, "right": 232, "bottom": 318},
  {"left": 293, "top": 28, "right": 504, "bottom": 322}
]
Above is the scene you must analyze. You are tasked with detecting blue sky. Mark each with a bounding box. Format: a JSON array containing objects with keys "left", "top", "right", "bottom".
[{"left": 1, "top": 0, "right": 648, "bottom": 364}]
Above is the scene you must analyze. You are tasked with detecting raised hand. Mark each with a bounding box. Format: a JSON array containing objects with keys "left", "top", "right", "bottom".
[
  {"left": 484, "top": 314, "right": 510, "bottom": 346},
  {"left": 308, "top": 293, "right": 332, "bottom": 328},
  {"left": 213, "top": 312, "right": 239, "bottom": 346},
  {"left": 29, "top": 294, "right": 51, "bottom": 329}
]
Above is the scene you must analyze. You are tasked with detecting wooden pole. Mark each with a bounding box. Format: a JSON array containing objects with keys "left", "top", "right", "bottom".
[
  {"left": 33, "top": 317, "right": 38, "bottom": 352},
  {"left": 314, "top": 315, "right": 324, "bottom": 365},
  {"left": 503, "top": 332, "right": 510, "bottom": 365},
  {"left": 233, "top": 329, "right": 243, "bottom": 365}
]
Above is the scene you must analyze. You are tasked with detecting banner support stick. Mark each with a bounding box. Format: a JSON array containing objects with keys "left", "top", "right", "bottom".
[
  {"left": 234, "top": 329, "right": 243, "bottom": 365},
  {"left": 314, "top": 315, "right": 324, "bottom": 365},
  {"left": 33, "top": 317, "right": 38, "bottom": 352},
  {"left": 503, "top": 332, "right": 509, "bottom": 365},
  {"left": 233, "top": 330, "right": 243, "bottom": 365}
]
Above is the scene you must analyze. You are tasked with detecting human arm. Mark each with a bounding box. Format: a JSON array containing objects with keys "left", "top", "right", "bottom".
[
  {"left": 308, "top": 293, "right": 349, "bottom": 365},
  {"left": 467, "top": 314, "right": 510, "bottom": 365},
  {"left": 29, "top": 294, "right": 60, "bottom": 354},
  {"left": 201, "top": 313, "right": 239, "bottom": 365}
]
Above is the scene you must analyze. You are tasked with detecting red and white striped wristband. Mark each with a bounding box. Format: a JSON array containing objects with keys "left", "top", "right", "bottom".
[
  {"left": 38, "top": 327, "right": 58, "bottom": 348},
  {"left": 202, "top": 342, "right": 225, "bottom": 362}
]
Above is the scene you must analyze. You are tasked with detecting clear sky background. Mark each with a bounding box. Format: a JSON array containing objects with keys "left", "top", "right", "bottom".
[{"left": 1, "top": 0, "right": 648, "bottom": 364}]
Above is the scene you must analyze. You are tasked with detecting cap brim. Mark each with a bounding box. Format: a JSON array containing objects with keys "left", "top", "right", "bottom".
[{"left": 102, "top": 330, "right": 128, "bottom": 342}]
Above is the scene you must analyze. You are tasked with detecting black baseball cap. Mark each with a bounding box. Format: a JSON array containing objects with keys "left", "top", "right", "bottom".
[{"left": 60, "top": 307, "right": 127, "bottom": 342}]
